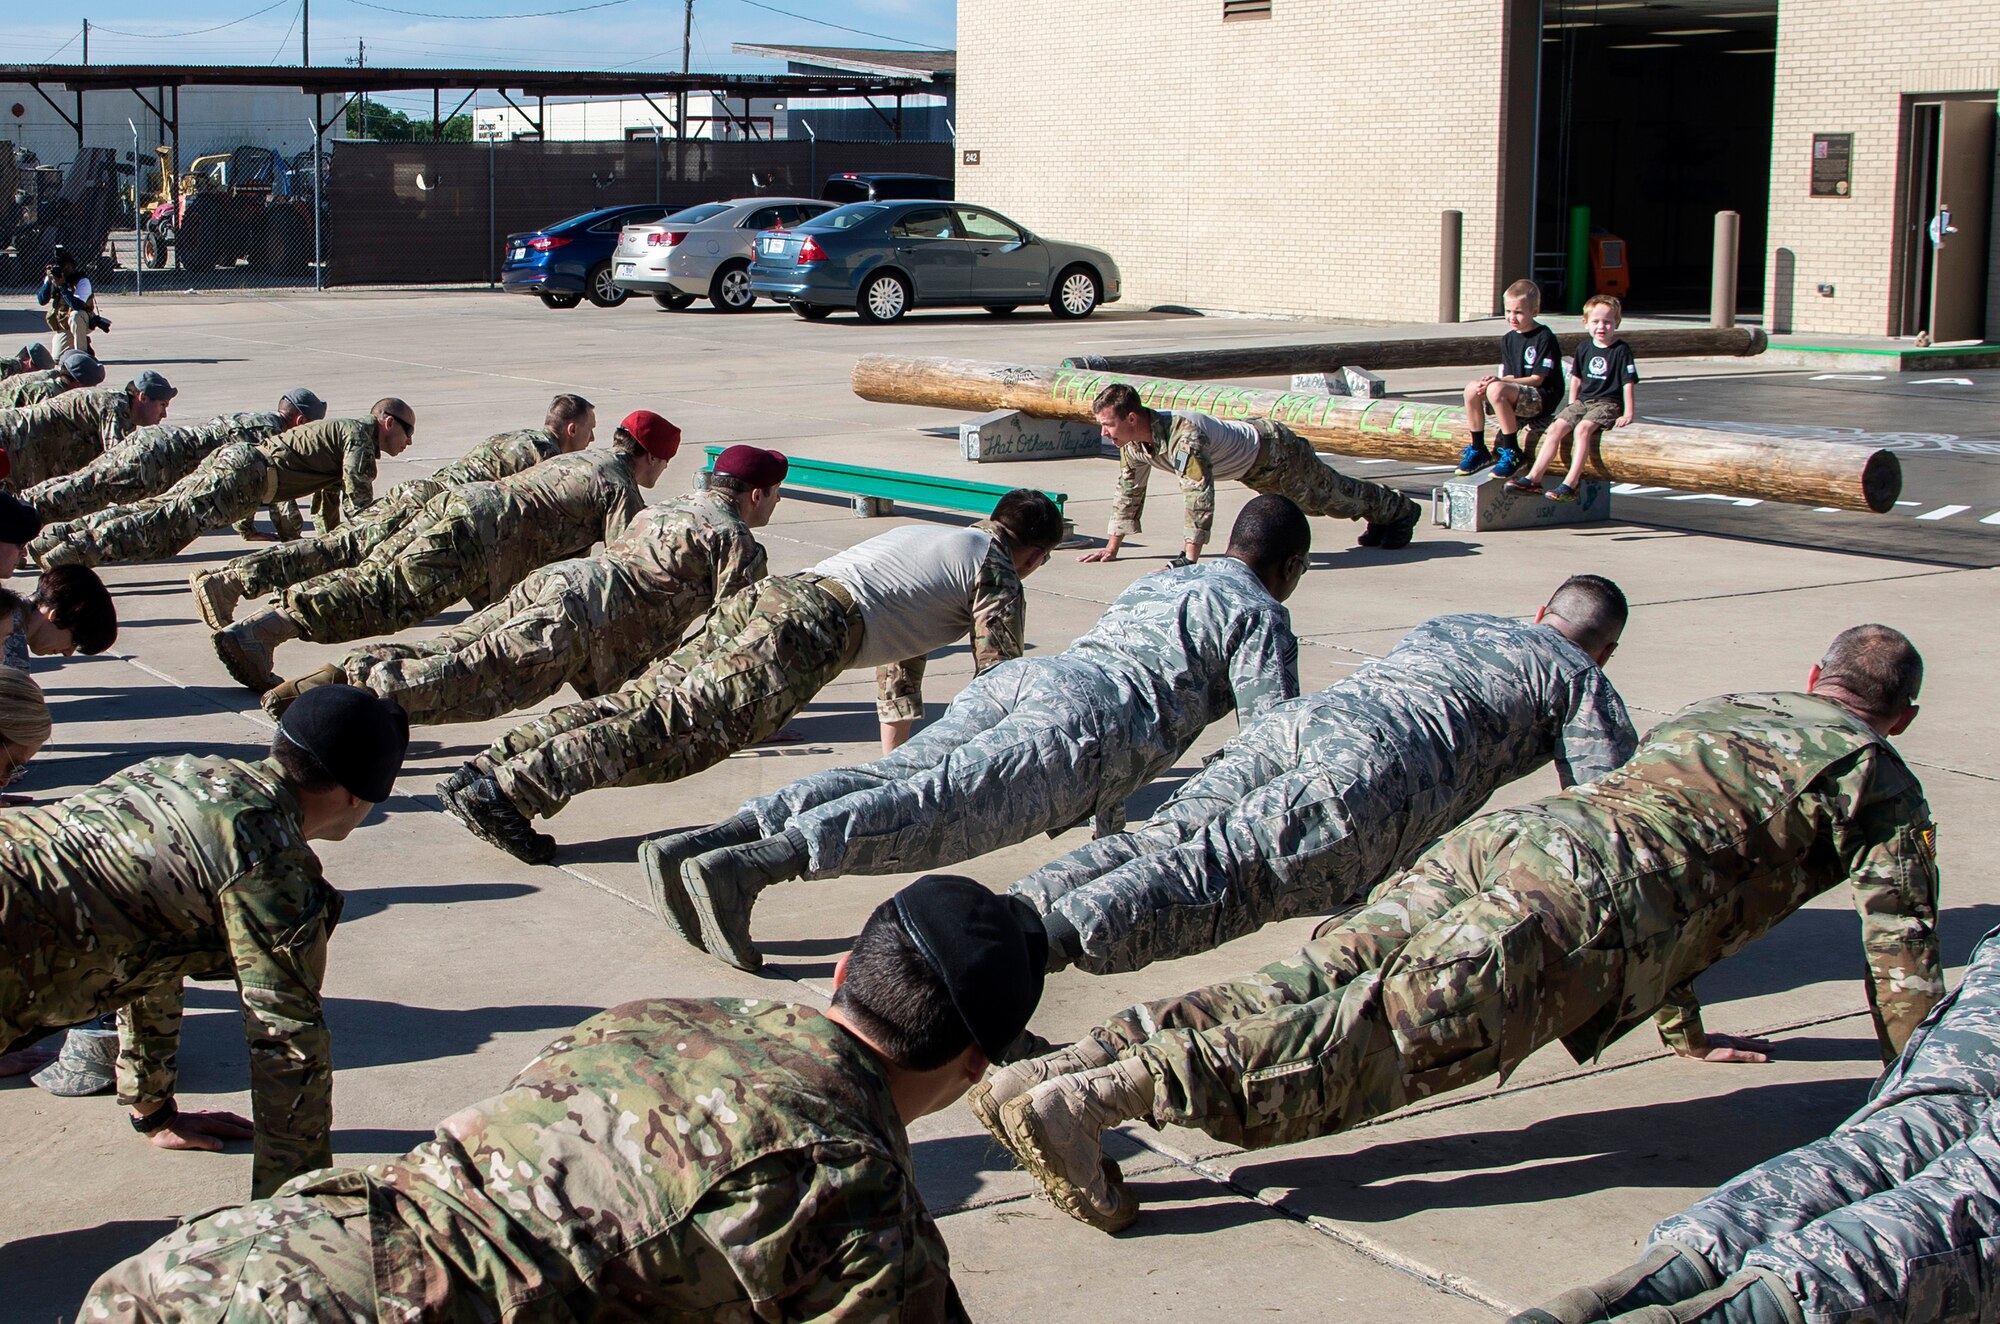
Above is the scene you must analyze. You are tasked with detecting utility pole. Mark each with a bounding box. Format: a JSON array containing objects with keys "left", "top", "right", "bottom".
[
  {"left": 302, "top": 0, "right": 309, "bottom": 65},
  {"left": 82, "top": 19, "right": 89, "bottom": 64},
  {"left": 682, "top": 0, "right": 692, "bottom": 71},
  {"left": 348, "top": 39, "right": 368, "bottom": 137}
]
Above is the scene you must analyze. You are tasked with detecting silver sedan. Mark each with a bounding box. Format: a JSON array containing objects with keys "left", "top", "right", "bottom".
[{"left": 612, "top": 197, "right": 832, "bottom": 312}]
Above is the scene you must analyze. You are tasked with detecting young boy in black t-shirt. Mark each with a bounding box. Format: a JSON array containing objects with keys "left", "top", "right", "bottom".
[
  {"left": 1456, "top": 278, "right": 1564, "bottom": 478},
  {"left": 1508, "top": 294, "right": 1638, "bottom": 502}
]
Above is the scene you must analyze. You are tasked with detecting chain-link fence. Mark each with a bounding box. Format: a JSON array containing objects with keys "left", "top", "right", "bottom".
[{"left": 2, "top": 115, "right": 950, "bottom": 294}]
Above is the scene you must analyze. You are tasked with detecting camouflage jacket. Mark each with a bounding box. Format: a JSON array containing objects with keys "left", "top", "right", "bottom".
[
  {"left": 560, "top": 487, "right": 767, "bottom": 696},
  {"left": 279, "top": 999, "right": 966, "bottom": 1321},
  {"left": 1534, "top": 691, "right": 1941, "bottom": 1063},
  {"left": 260, "top": 417, "right": 379, "bottom": 524},
  {"left": 0, "top": 367, "right": 67, "bottom": 410},
  {"left": 434, "top": 427, "right": 561, "bottom": 488},
  {"left": 1068, "top": 554, "right": 1299, "bottom": 750},
  {"left": 0, "top": 386, "right": 133, "bottom": 489},
  {"left": 445, "top": 446, "right": 646, "bottom": 604},
  {"left": 0, "top": 755, "right": 338, "bottom": 1198},
  {"left": 1109, "top": 409, "right": 1248, "bottom": 547},
  {"left": 1649, "top": 925, "right": 2000, "bottom": 1321},
  {"left": 1238, "top": 614, "right": 1635, "bottom": 874},
  {"left": 28, "top": 409, "right": 289, "bottom": 501}
]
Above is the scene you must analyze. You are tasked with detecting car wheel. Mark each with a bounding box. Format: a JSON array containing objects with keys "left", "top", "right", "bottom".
[
  {"left": 793, "top": 303, "right": 835, "bottom": 321},
  {"left": 653, "top": 292, "right": 696, "bottom": 311},
  {"left": 858, "top": 271, "right": 911, "bottom": 324},
  {"left": 539, "top": 291, "right": 582, "bottom": 309},
  {"left": 709, "top": 261, "right": 756, "bottom": 313},
  {"left": 585, "top": 262, "right": 629, "bottom": 308},
  {"left": 984, "top": 304, "right": 1019, "bottom": 316},
  {"left": 142, "top": 225, "right": 170, "bottom": 270},
  {"left": 1050, "top": 266, "right": 1102, "bottom": 319}
]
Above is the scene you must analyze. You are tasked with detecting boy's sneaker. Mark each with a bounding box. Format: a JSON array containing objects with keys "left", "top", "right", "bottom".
[
  {"left": 1454, "top": 442, "right": 1493, "bottom": 475},
  {"left": 1547, "top": 482, "right": 1578, "bottom": 503},
  {"left": 1491, "top": 445, "right": 1525, "bottom": 478},
  {"left": 1505, "top": 476, "right": 1543, "bottom": 494}
]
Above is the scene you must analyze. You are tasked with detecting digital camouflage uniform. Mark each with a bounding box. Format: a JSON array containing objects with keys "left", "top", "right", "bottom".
[
  {"left": 1112, "top": 412, "right": 1419, "bottom": 548},
  {"left": 35, "top": 417, "right": 380, "bottom": 567},
  {"left": 745, "top": 556, "right": 1299, "bottom": 882},
  {"left": 0, "top": 755, "right": 340, "bottom": 1199},
  {"left": 80, "top": 999, "right": 968, "bottom": 1323},
  {"left": 1583, "top": 923, "right": 2000, "bottom": 1324},
  {"left": 228, "top": 427, "right": 561, "bottom": 598},
  {"left": 1078, "top": 692, "right": 1941, "bottom": 1152},
  {"left": 24, "top": 411, "right": 289, "bottom": 524},
  {"left": 344, "top": 487, "right": 765, "bottom": 724},
  {"left": 278, "top": 445, "right": 643, "bottom": 645},
  {"left": 1014, "top": 613, "right": 1638, "bottom": 974},
  {"left": 476, "top": 524, "right": 1027, "bottom": 821},
  {"left": 0, "top": 366, "right": 68, "bottom": 410},
  {"left": 0, "top": 385, "right": 133, "bottom": 491}
]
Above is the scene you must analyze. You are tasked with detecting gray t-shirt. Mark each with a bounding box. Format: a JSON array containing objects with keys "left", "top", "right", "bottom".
[{"left": 809, "top": 526, "right": 996, "bottom": 672}]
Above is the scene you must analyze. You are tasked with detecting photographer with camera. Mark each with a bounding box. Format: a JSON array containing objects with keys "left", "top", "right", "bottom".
[{"left": 36, "top": 247, "right": 108, "bottom": 358}]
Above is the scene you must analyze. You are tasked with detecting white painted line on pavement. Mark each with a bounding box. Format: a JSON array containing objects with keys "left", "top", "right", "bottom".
[
  {"left": 1915, "top": 505, "right": 1971, "bottom": 520},
  {"left": 1665, "top": 494, "right": 1763, "bottom": 506},
  {"left": 1914, "top": 377, "right": 1974, "bottom": 386},
  {"left": 1815, "top": 507, "right": 1840, "bottom": 512},
  {"left": 1612, "top": 483, "right": 1673, "bottom": 495},
  {"left": 1982, "top": 511, "right": 2000, "bottom": 525},
  {"left": 1896, "top": 501, "right": 1920, "bottom": 507},
  {"left": 1811, "top": 373, "right": 1886, "bottom": 381}
]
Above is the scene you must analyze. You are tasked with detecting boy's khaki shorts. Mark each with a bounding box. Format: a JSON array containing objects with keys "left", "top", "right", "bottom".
[
  {"left": 1555, "top": 398, "right": 1622, "bottom": 429},
  {"left": 1483, "top": 384, "right": 1546, "bottom": 418}
]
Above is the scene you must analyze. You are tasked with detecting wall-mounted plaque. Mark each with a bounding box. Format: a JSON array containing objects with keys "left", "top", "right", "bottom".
[{"left": 1811, "top": 133, "right": 1852, "bottom": 197}]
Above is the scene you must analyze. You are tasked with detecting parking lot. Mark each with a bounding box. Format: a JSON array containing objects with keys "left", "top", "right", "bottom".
[{"left": 2, "top": 291, "right": 1993, "bottom": 1320}]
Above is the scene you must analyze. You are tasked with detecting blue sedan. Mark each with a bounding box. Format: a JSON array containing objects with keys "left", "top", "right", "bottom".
[
  {"left": 503, "top": 203, "right": 669, "bottom": 309},
  {"left": 748, "top": 201, "right": 1121, "bottom": 323}
]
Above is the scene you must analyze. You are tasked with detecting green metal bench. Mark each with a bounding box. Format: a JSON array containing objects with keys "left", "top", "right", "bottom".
[{"left": 701, "top": 446, "right": 1067, "bottom": 523}]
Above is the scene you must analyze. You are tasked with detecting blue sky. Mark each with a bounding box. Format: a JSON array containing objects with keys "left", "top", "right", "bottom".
[{"left": 7, "top": 0, "right": 953, "bottom": 115}]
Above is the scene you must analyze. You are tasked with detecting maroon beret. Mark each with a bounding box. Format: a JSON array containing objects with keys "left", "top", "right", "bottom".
[
  {"left": 712, "top": 444, "right": 788, "bottom": 490},
  {"left": 620, "top": 410, "right": 681, "bottom": 461}
]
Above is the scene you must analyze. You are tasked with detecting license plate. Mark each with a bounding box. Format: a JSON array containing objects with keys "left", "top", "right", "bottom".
[
  {"left": 616, "top": 262, "right": 634, "bottom": 275},
  {"left": 510, "top": 246, "right": 525, "bottom": 260},
  {"left": 760, "top": 237, "right": 785, "bottom": 255}
]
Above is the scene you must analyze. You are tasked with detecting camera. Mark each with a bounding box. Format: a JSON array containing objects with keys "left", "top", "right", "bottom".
[{"left": 90, "top": 315, "right": 113, "bottom": 334}]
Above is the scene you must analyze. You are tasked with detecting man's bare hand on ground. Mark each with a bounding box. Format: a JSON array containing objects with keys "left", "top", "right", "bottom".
[
  {"left": 145, "top": 1108, "right": 256, "bottom": 1152},
  {"left": 1678, "top": 1033, "right": 1775, "bottom": 1064}
]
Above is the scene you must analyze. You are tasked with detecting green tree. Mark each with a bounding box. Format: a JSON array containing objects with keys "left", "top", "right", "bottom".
[{"left": 344, "top": 102, "right": 474, "bottom": 142}]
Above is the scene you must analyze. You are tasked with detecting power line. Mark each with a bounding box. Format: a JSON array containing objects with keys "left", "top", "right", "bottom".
[
  {"left": 41, "top": 29, "right": 81, "bottom": 60},
  {"left": 89, "top": 0, "right": 294, "bottom": 39},
  {"left": 726, "top": 0, "right": 948, "bottom": 50},
  {"left": 270, "top": 0, "right": 304, "bottom": 62},
  {"left": 337, "top": 0, "right": 632, "bottom": 17}
]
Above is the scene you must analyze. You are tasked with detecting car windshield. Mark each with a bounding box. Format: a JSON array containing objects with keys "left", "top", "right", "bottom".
[
  {"left": 666, "top": 202, "right": 732, "bottom": 224},
  {"left": 806, "top": 203, "right": 885, "bottom": 231}
]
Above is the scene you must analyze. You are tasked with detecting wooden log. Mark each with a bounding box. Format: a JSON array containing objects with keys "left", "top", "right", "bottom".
[
  {"left": 1060, "top": 325, "right": 1766, "bottom": 379},
  {"left": 851, "top": 355, "right": 1900, "bottom": 514}
]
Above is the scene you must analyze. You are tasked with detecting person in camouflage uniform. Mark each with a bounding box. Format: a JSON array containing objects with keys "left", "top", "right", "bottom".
[
  {"left": 261, "top": 443, "right": 785, "bottom": 724},
  {"left": 31, "top": 399, "right": 413, "bottom": 569},
  {"left": 1516, "top": 924, "right": 2000, "bottom": 1324},
  {"left": 439, "top": 490, "right": 1067, "bottom": 865},
  {"left": 0, "top": 342, "right": 54, "bottom": 381},
  {"left": 977, "top": 625, "right": 1941, "bottom": 1233},
  {"left": 0, "top": 369, "right": 174, "bottom": 492},
  {"left": 25, "top": 385, "right": 326, "bottom": 525},
  {"left": 0, "top": 687, "right": 409, "bottom": 1199},
  {"left": 0, "top": 348, "right": 103, "bottom": 410},
  {"left": 650, "top": 494, "right": 1311, "bottom": 975},
  {"left": 79, "top": 875, "right": 1047, "bottom": 1324},
  {"left": 1011, "top": 575, "right": 1638, "bottom": 977},
  {"left": 189, "top": 392, "right": 596, "bottom": 631},
  {"left": 211, "top": 409, "right": 674, "bottom": 693},
  {"left": 1080, "top": 381, "right": 1422, "bottom": 563}
]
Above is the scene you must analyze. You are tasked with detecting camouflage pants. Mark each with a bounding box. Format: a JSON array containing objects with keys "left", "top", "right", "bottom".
[
  {"left": 80, "top": 1188, "right": 375, "bottom": 1323},
  {"left": 481, "top": 575, "right": 863, "bottom": 820},
  {"left": 1013, "top": 709, "right": 1373, "bottom": 975},
  {"left": 1244, "top": 419, "right": 1419, "bottom": 527},
  {"left": 1091, "top": 810, "right": 1614, "bottom": 1150},
  {"left": 231, "top": 480, "right": 444, "bottom": 598},
  {"left": 24, "top": 435, "right": 218, "bottom": 524},
  {"left": 346, "top": 568, "right": 600, "bottom": 725},
  {"left": 280, "top": 507, "right": 487, "bottom": 644},
  {"left": 4, "top": 422, "right": 104, "bottom": 494},
  {"left": 47, "top": 443, "right": 271, "bottom": 565},
  {"left": 743, "top": 657, "right": 1163, "bottom": 879}
]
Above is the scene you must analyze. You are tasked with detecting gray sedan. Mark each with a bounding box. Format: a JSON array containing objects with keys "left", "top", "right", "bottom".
[
  {"left": 747, "top": 201, "right": 1121, "bottom": 323},
  {"left": 612, "top": 197, "right": 832, "bottom": 312}
]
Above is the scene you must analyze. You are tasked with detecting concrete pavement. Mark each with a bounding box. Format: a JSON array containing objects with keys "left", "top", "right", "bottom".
[{"left": 1, "top": 292, "right": 1990, "bottom": 1320}]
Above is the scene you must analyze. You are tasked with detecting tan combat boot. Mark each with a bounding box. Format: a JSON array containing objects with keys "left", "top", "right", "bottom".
[
  {"left": 998, "top": 1056, "right": 1153, "bottom": 1233},
  {"left": 261, "top": 664, "right": 350, "bottom": 720},
  {"left": 188, "top": 568, "right": 245, "bottom": 630},
  {"left": 213, "top": 606, "right": 303, "bottom": 693},
  {"left": 966, "top": 1036, "right": 1117, "bottom": 1143}
]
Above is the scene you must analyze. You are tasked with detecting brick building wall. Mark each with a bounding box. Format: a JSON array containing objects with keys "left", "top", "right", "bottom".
[
  {"left": 1764, "top": 2, "right": 1999, "bottom": 337},
  {"left": 957, "top": 0, "right": 1516, "bottom": 321}
]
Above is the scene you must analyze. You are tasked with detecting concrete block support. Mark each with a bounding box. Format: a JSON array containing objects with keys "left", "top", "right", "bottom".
[
  {"left": 1432, "top": 471, "right": 1610, "bottom": 531},
  {"left": 958, "top": 409, "right": 1103, "bottom": 462}
]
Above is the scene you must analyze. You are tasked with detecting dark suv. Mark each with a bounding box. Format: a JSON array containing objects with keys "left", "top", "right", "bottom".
[{"left": 820, "top": 173, "right": 953, "bottom": 204}]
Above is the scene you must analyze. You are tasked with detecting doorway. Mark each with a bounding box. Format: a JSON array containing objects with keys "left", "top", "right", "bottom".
[{"left": 1898, "top": 96, "right": 1995, "bottom": 342}]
